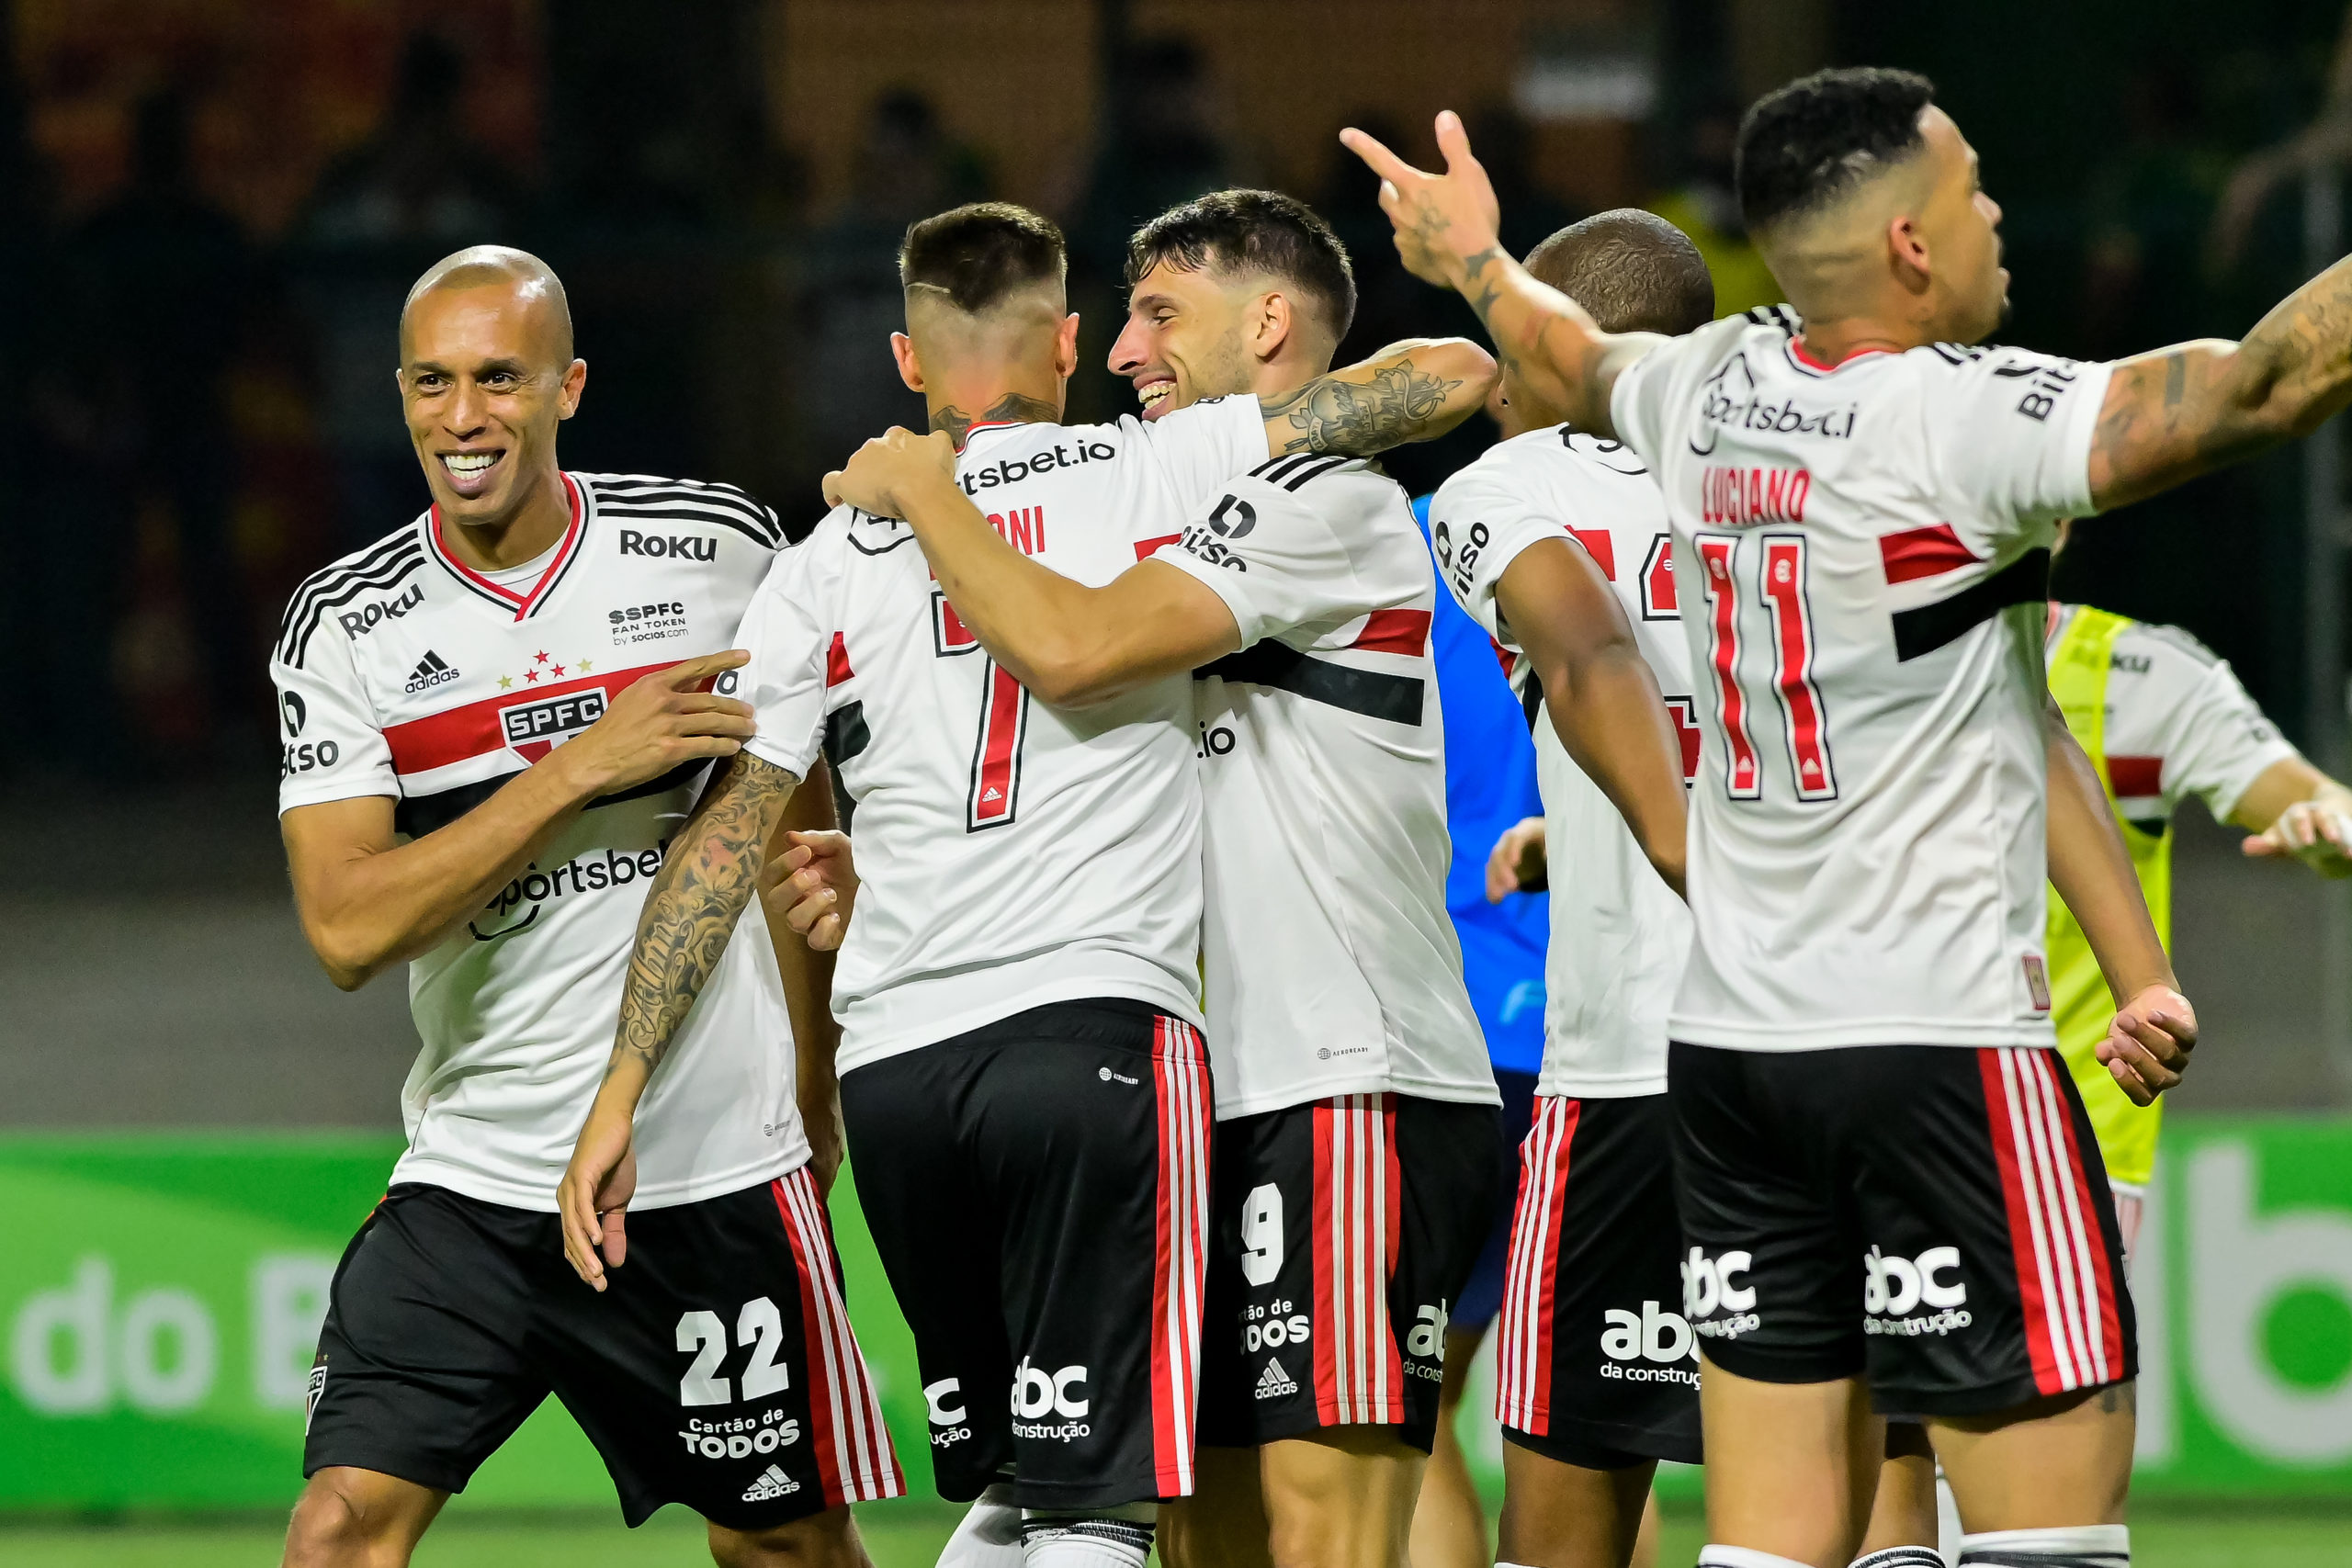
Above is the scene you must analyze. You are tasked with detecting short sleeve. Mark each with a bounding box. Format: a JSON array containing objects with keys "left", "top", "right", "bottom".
[
  {"left": 2138, "top": 630, "right": 2300, "bottom": 820},
  {"left": 1606, "top": 329, "right": 1707, "bottom": 464},
  {"left": 1923, "top": 347, "right": 2116, "bottom": 539},
  {"left": 1426, "top": 461, "right": 1567, "bottom": 649},
  {"left": 1150, "top": 477, "right": 1365, "bottom": 649},
  {"left": 273, "top": 631, "right": 397, "bottom": 814},
  {"left": 732, "top": 525, "right": 839, "bottom": 782},
  {"left": 1131, "top": 395, "right": 1269, "bottom": 509}
]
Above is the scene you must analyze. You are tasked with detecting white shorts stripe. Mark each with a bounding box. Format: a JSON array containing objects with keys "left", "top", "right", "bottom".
[
  {"left": 1996, "top": 1049, "right": 2080, "bottom": 1391},
  {"left": 2025, "top": 1051, "right": 2109, "bottom": 1385},
  {"left": 777, "top": 1168, "right": 904, "bottom": 1501}
]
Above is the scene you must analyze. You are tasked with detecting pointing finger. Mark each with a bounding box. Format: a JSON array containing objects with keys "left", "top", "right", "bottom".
[{"left": 1340, "top": 126, "right": 1422, "bottom": 186}]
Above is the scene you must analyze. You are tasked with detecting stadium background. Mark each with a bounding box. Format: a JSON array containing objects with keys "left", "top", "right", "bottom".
[{"left": 1, "top": 1, "right": 2348, "bottom": 1562}]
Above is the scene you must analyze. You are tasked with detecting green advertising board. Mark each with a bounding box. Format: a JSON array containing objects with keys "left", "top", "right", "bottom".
[{"left": 3, "top": 1116, "right": 2349, "bottom": 1514}]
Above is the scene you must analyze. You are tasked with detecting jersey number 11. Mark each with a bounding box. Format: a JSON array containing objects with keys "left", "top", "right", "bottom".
[{"left": 1696, "top": 532, "right": 1838, "bottom": 803}]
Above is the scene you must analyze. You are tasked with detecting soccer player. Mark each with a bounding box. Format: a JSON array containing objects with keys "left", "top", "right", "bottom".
[
  {"left": 1334, "top": 56, "right": 2352, "bottom": 1564},
  {"left": 818, "top": 190, "right": 1676, "bottom": 1568},
  {"left": 556, "top": 202, "right": 1496, "bottom": 1568},
  {"left": 272, "top": 247, "right": 898, "bottom": 1568},
  {"left": 1425, "top": 209, "right": 1717, "bottom": 1568}
]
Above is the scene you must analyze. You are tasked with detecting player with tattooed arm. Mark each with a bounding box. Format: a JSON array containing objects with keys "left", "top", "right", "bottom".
[{"left": 558, "top": 202, "right": 1494, "bottom": 1568}]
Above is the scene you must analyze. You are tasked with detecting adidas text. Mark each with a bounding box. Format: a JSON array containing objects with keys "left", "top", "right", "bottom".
[
  {"left": 741, "top": 1463, "right": 801, "bottom": 1502},
  {"left": 1254, "top": 1357, "right": 1299, "bottom": 1400},
  {"left": 405, "top": 650, "right": 459, "bottom": 694}
]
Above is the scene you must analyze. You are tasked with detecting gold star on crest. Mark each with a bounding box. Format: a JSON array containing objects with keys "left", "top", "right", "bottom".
[
  {"left": 498, "top": 674, "right": 514, "bottom": 689},
  {"left": 576, "top": 657, "right": 594, "bottom": 672}
]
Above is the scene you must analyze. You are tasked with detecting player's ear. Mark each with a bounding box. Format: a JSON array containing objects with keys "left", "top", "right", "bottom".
[
  {"left": 557, "top": 358, "right": 587, "bottom": 420},
  {"left": 1055, "top": 312, "right": 1080, "bottom": 381},
  {"left": 890, "top": 332, "right": 925, "bottom": 393},
  {"left": 1888, "top": 214, "right": 1933, "bottom": 298},
  {"left": 1249, "top": 290, "right": 1294, "bottom": 365}
]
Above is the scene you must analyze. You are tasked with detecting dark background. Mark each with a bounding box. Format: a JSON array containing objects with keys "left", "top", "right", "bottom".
[{"left": 1, "top": 0, "right": 2347, "bottom": 1126}]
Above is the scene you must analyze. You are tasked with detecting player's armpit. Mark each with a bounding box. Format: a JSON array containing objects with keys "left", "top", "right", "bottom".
[
  {"left": 1494, "top": 536, "right": 1686, "bottom": 897},
  {"left": 1258, "top": 336, "right": 1498, "bottom": 458},
  {"left": 765, "top": 762, "right": 847, "bottom": 1196},
  {"left": 2233, "top": 755, "right": 2352, "bottom": 877}
]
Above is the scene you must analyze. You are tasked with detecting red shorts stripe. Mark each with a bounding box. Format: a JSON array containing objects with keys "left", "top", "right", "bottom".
[
  {"left": 1980, "top": 1049, "right": 2122, "bottom": 1396},
  {"left": 1149, "top": 1017, "right": 1213, "bottom": 1497},
  {"left": 2022, "top": 1050, "right": 2122, "bottom": 1385},
  {"left": 770, "top": 1168, "right": 906, "bottom": 1504},
  {"left": 1309, "top": 1094, "right": 1407, "bottom": 1428},
  {"left": 1496, "top": 1096, "right": 1579, "bottom": 1433}
]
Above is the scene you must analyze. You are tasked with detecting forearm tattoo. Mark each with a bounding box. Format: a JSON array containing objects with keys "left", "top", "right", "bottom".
[
  {"left": 930, "top": 390, "right": 1058, "bottom": 447},
  {"left": 611, "top": 754, "right": 797, "bottom": 1076},
  {"left": 1265, "top": 359, "right": 1464, "bottom": 455}
]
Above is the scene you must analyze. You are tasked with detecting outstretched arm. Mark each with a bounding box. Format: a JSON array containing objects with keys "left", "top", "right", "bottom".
[
  {"left": 1492, "top": 539, "right": 1687, "bottom": 898},
  {"left": 1340, "top": 112, "right": 1663, "bottom": 438},
  {"left": 559, "top": 751, "right": 803, "bottom": 1288},
  {"left": 2043, "top": 697, "right": 2196, "bottom": 1104},
  {"left": 2087, "top": 253, "right": 2352, "bottom": 512},
  {"left": 2233, "top": 754, "right": 2352, "bottom": 877},
  {"left": 1260, "top": 336, "right": 1497, "bottom": 457}
]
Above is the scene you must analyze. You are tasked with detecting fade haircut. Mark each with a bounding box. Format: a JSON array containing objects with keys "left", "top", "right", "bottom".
[
  {"left": 1734, "top": 67, "right": 1937, "bottom": 234},
  {"left": 1125, "top": 189, "right": 1357, "bottom": 342},
  {"left": 402, "top": 245, "right": 574, "bottom": 361},
  {"left": 899, "top": 202, "right": 1067, "bottom": 314},
  {"left": 1524, "top": 210, "right": 1714, "bottom": 337}
]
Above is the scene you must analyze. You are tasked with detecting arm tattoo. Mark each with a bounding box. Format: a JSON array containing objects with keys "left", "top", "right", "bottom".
[
  {"left": 930, "top": 390, "right": 1058, "bottom": 447},
  {"left": 610, "top": 754, "right": 797, "bottom": 1075},
  {"left": 1263, "top": 358, "right": 1464, "bottom": 456}
]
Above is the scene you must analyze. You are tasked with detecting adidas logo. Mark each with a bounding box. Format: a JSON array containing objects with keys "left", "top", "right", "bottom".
[
  {"left": 741, "top": 1462, "right": 801, "bottom": 1502},
  {"left": 1254, "top": 1357, "right": 1298, "bottom": 1400},
  {"left": 405, "top": 649, "right": 460, "bottom": 694}
]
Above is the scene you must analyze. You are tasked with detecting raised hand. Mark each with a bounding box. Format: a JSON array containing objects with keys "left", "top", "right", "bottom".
[
  {"left": 1340, "top": 110, "right": 1504, "bottom": 288},
  {"left": 822, "top": 426, "right": 957, "bottom": 519},
  {"left": 557, "top": 649, "right": 754, "bottom": 797},
  {"left": 2095, "top": 983, "right": 2198, "bottom": 1106},
  {"left": 762, "top": 829, "right": 858, "bottom": 952}
]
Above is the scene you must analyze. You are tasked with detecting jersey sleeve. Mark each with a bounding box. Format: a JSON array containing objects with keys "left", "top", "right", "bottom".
[
  {"left": 1425, "top": 459, "right": 1568, "bottom": 649},
  {"left": 733, "top": 523, "right": 841, "bottom": 782},
  {"left": 1132, "top": 395, "right": 1270, "bottom": 508},
  {"left": 1149, "top": 474, "right": 1374, "bottom": 649},
  {"left": 272, "top": 628, "right": 397, "bottom": 815},
  {"left": 1922, "top": 347, "right": 2116, "bottom": 541},
  {"left": 1606, "top": 325, "right": 1711, "bottom": 464},
  {"left": 2131, "top": 626, "right": 2301, "bottom": 820}
]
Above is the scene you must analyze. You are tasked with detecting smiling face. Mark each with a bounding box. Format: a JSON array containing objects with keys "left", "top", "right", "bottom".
[
  {"left": 399, "top": 280, "right": 584, "bottom": 535},
  {"left": 1107, "top": 258, "right": 1260, "bottom": 421}
]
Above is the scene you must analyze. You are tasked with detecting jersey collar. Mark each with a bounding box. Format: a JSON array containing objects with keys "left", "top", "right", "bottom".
[
  {"left": 956, "top": 419, "right": 1029, "bottom": 453},
  {"left": 1783, "top": 335, "right": 1896, "bottom": 377},
  {"left": 428, "top": 472, "right": 588, "bottom": 621}
]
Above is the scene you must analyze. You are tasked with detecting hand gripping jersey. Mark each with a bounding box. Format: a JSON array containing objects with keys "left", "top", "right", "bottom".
[
  {"left": 1149, "top": 452, "right": 1496, "bottom": 1118},
  {"left": 1428, "top": 424, "right": 1697, "bottom": 1098},
  {"left": 271, "top": 473, "right": 804, "bottom": 1209},
  {"left": 1608, "top": 309, "right": 2118, "bottom": 1051},
  {"left": 733, "top": 400, "right": 1269, "bottom": 1070},
  {"left": 2044, "top": 604, "right": 2297, "bottom": 1186}
]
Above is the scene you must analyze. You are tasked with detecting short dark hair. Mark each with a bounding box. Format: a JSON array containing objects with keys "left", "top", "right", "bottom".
[
  {"left": 1125, "top": 189, "right": 1357, "bottom": 342},
  {"left": 899, "top": 202, "right": 1066, "bottom": 314},
  {"left": 1524, "top": 210, "right": 1714, "bottom": 336},
  {"left": 1734, "top": 67, "right": 1937, "bottom": 233}
]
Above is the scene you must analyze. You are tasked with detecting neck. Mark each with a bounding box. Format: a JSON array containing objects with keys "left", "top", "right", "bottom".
[
  {"left": 924, "top": 377, "right": 1063, "bottom": 450},
  {"left": 1794, "top": 311, "right": 1922, "bottom": 367},
  {"left": 441, "top": 460, "right": 571, "bottom": 570},
  {"left": 1246, "top": 333, "right": 1336, "bottom": 402}
]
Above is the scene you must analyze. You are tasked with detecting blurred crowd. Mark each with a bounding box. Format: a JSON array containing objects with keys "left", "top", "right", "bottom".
[{"left": 0, "top": 13, "right": 2346, "bottom": 784}]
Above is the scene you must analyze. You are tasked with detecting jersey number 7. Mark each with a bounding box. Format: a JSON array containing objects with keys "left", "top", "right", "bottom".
[
  {"left": 935, "top": 589, "right": 1032, "bottom": 830},
  {"left": 1695, "top": 533, "right": 1838, "bottom": 803}
]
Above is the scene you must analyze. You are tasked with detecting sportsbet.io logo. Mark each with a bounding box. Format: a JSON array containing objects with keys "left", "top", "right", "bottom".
[{"left": 500, "top": 689, "right": 607, "bottom": 762}]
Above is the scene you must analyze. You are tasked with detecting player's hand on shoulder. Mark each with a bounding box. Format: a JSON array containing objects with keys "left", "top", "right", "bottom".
[
  {"left": 558, "top": 1097, "right": 639, "bottom": 1291},
  {"left": 556, "top": 649, "right": 755, "bottom": 798},
  {"left": 2241, "top": 797, "right": 2352, "bottom": 879},
  {"left": 2095, "top": 984, "right": 2198, "bottom": 1106},
  {"left": 1486, "top": 816, "right": 1548, "bottom": 903},
  {"left": 764, "top": 829, "right": 856, "bottom": 952},
  {"left": 820, "top": 426, "right": 956, "bottom": 519}
]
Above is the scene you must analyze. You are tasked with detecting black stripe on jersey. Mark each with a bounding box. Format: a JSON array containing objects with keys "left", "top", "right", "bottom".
[
  {"left": 823, "top": 701, "right": 871, "bottom": 768},
  {"left": 275, "top": 532, "right": 420, "bottom": 660},
  {"left": 393, "top": 755, "right": 710, "bottom": 840},
  {"left": 596, "top": 497, "right": 779, "bottom": 549},
  {"left": 1890, "top": 548, "right": 2051, "bottom": 662},
  {"left": 1198, "top": 642, "right": 1424, "bottom": 726},
  {"left": 1275, "top": 456, "right": 1352, "bottom": 491},
  {"left": 1250, "top": 451, "right": 1330, "bottom": 486},
  {"left": 276, "top": 540, "right": 426, "bottom": 667},
  {"left": 591, "top": 479, "right": 783, "bottom": 547},
  {"left": 1742, "top": 304, "right": 1801, "bottom": 334}
]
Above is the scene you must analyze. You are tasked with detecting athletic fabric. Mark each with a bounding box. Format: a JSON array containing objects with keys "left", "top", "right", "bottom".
[
  {"left": 1669, "top": 1040, "right": 2135, "bottom": 1414},
  {"left": 1197, "top": 1093, "right": 1503, "bottom": 1451},
  {"left": 1497, "top": 1093, "right": 1702, "bottom": 1465},
  {"left": 302, "top": 1171, "right": 901, "bottom": 1526},
  {"left": 270, "top": 472, "right": 801, "bottom": 1210},
  {"left": 838, "top": 1000, "right": 1212, "bottom": 1509},
  {"left": 1152, "top": 456, "right": 1496, "bottom": 1117},
  {"left": 1453, "top": 1067, "right": 1539, "bottom": 1332},
  {"left": 733, "top": 401, "right": 1264, "bottom": 1069},
  {"left": 2043, "top": 603, "right": 2299, "bottom": 1186},
  {"left": 1428, "top": 423, "right": 1698, "bottom": 1098},
  {"left": 1609, "top": 310, "right": 2118, "bottom": 1053}
]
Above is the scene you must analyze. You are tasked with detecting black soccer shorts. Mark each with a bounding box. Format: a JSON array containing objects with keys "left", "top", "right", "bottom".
[
  {"left": 1197, "top": 1092, "right": 1504, "bottom": 1453},
  {"left": 1495, "top": 1093, "right": 1702, "bottom": 1468},
  {"left": 1669, "top": 1041, "right": 2136, "bottom": 1416},
  {"left": 303, "top": 1168, "right": 903, "bottom": 1529},
  {"left": 838, "top": 998, "right": 1212, "bottom": 1511}
]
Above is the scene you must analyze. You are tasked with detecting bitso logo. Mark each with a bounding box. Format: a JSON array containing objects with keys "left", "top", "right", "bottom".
[
  {"left": 1862, "top": 1245, "right": 1970, "bottom": 1337},
  {"left": 1682, "top": 1247, "right": 1761, "bottom": 1340}
]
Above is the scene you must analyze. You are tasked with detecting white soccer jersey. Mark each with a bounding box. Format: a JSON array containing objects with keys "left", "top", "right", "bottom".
[
  {"left": 734, "top": 399, "right": 1268, "bottom": 1072},
  {"left": 1429, "top": 424, "right": 1697, "bottom": 1098},
  {"left": 1609, "top": 308, "right": 2118, "bottom": 1051},
  {"left": 1150, "top": 452, "right": 1497, "bottom": 1119},
  {"left": 2045, "top": 604, "right": 2299, "bottom": 825},
  {"left": 271, "top": 472, "right": 805, "bottom": 1210}
]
